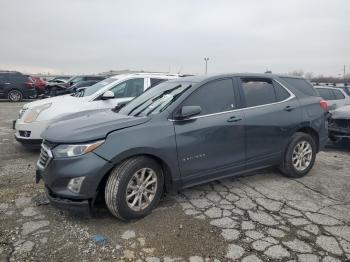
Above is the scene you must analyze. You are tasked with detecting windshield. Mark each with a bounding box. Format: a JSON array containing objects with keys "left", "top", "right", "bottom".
[
  {"left": 75, "top": 78, "right": 116, "bottom": 97},
  {"left": 119, "top": 81, "right": 193, "bottom": 117}
]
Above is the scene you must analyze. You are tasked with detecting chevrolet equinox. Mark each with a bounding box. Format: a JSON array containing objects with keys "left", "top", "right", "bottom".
[{"left": 36, "top": 74, "right": 328, "bottom": 220}]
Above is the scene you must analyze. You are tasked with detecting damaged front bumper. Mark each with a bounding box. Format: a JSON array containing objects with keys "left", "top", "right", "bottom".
[
  {"left": 328, "top": 118, "right": 350, "bottom": 139},
  {"left": 36, "top": 169, "right": 92, "bottom": 214}
]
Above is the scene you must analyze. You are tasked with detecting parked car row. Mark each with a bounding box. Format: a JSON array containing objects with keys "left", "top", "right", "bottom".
[
  {"left": 0, "top": 71, "right": 37, "bottom": 101},
  {"left": 14, "top": 73, "right": 179, "bottom": 145},
  {"left": 43, "top": 75, "right": 106, "bottom": 97},
  {"left": 328, "top": 105, "right": 350, "bottom": 142},
  {"left": 11, "top": 73, "right": 328, "bottom": 220},
  {"left": 314, "top": 86, "right": 350, "bottom": 111},
  {"left": 0, "top": 71, "right": 111, "bottom": 101}
]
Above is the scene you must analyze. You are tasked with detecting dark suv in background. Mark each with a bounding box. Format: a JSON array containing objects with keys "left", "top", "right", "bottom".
[
  {"left": 0, "top": 71, "right": 37, "bottom": 101},
  {"left": 36, "top": 73, "right": 328, "bottom": 220}
]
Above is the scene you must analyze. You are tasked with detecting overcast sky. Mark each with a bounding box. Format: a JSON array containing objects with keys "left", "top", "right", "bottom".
[{"left": 0, "top": 0, "right": 349, "bottom": 76}]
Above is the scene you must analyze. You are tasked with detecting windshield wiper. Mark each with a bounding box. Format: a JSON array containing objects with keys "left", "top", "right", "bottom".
[
  {"left": 112, "top": 101, "right": 129, "bottom": 113},
  {"left": 129, "top": 85, "right": 182, "bottom": 116},
  {"left": 145, "top": 85, "right": 192, "bottom": 116}
]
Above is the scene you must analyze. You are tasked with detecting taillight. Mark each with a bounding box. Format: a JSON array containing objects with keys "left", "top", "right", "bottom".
[
  {"left": 25, "top": 77, "right": 35, "bottom": 88},
  {"left": 320, "top": 100, "right": 328, "bottom": 112}
]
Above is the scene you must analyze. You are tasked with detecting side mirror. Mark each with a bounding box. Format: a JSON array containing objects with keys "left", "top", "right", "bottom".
[
  {"left": 175, "top": 106, "right": 201, "bottom": 120},
  {"left": 101, "top": 91, "right": 115, "bottom": 100}
]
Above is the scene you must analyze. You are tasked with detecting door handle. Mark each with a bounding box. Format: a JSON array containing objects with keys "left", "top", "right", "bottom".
[
  {"left": 284, "top": 105, "right": 296, "bottom": 112},
  {"left": 227, "top": 116, "right": 242, "bottom": 122},
  {"left": 4, "top": 83, "right": 10, "bottom": 85}
]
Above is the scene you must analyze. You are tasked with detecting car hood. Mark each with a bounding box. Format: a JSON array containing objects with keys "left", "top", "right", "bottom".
[
  {"left": 23, "top": 94, "right": 75, "bottom": 109},
  {"left": 331, "top": 105, "right": 350, "bottom": 119},
  {"left": 41, "top": 109, "right": 150, "bottom": 143}
]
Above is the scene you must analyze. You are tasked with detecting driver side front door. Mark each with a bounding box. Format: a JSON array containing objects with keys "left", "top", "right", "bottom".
[{"left": 173, "top": 78, "right": 245, "bottom": 187}]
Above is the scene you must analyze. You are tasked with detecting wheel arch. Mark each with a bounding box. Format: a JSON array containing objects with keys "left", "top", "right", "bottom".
[
  {"left": 295, "top": 126, "right": 320, "bottom": 152},
  {"left": 95, "top": 151, "right": 178, "bottom": 204}
]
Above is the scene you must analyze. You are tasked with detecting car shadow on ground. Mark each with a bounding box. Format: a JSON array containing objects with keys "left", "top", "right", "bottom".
[{"left": 324, "top": 140, "right": 350, "bottom": 153}]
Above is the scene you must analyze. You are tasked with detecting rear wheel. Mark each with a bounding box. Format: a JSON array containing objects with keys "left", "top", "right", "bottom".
[
  {"left": 105, "top": 156, "right": 164, "bottom": 220},
  {"left": 7, "top": 90, "right": 23, "bottom": 102},
  {"left": 280, "top": 132, "right": 316, "bottom": 178}
]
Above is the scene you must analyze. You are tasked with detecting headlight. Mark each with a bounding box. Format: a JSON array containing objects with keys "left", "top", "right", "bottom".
[
  {"left": 52, "top": 140, "right": 105, "bottom": 158},
  {"left": 19, "top": 108, "right": 28, "bottom": 119},
  {"left": 23, "top": 103, "right": 52, "bottom": 123}
]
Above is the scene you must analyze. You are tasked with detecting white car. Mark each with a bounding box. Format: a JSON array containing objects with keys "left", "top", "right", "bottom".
[
  {"left": 14, "top": 73, "right": 179, "bottom": 146},
  {"left": 315, "top": 86, "right": 350, "bottom": 111}
]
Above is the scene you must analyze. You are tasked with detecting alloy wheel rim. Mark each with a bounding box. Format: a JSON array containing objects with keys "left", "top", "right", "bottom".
[
  {"left": 126, "top": 168, "right": 158, "bottom": 211},
  {"left": 9, "top": 91, "right": 21, "bottom": 101},
  {"left": 292, "top": 140, "right": 313, "bottom": 171}
]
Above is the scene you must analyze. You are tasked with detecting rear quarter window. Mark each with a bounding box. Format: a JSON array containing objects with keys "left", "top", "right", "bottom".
[
  {"left": 316, "top": 88, "right": 335, "bottom": 100},
  {"left": 281, "top": 77, "right": 318, "bottom": 97},
  {"left": 332, "top": 90, "right": 345, "bottom": 100}
]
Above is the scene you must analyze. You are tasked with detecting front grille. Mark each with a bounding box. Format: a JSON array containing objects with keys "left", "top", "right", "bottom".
[
  {"left": 37, "top": 143, "right": 53, "bottom": 170},
  {"left": 335, "top": 119, "right": 350, "bottom": 129},
  {"left": 332, "top": 119, "right": 350, "bottom": 129}
]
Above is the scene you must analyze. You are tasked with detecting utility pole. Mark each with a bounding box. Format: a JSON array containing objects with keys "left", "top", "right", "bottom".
[
  {"left": 204, "top": 57, "right": 209, "bottom": 74},
  {"left": 344, "top": 65, "right": 346, "bottom": 82}
]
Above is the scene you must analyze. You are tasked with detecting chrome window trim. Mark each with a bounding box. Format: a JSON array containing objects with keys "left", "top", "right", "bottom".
[{"left": 169, "top": 79, "right": 296, "bottom": 122}]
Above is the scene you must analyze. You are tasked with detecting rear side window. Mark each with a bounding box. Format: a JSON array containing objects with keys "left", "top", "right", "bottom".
[
  {"left": 281, "top": 77, "right": 318, "bottom": 96},
  {"left": 241, "top": 78, "right": 276, "bottom": 107},
  {"left": 273, "top": 80, "right": 290, "bottom": 101},
  {"left": 0, "top": 75, "right": 7, "bottom": 83},
  {"left": 182, "top": 79, "right": 235, "bottom": 116},
  {"left": 332, "top": 90, "right": 345, "bottom": 100},
  {"left": 316, "top": 88, "right": 335, "bottom": 100},
  {"left": 9, "top": 74, "right": 27, "bottom": 83}
]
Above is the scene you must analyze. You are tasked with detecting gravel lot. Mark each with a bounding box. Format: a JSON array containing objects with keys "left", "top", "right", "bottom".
[{"left": 0, "top": 101, "right": 350, "bottom": 262}]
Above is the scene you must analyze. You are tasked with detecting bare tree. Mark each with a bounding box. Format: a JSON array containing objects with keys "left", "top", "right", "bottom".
[
  {"left": 304, "top": 72, "right": 313, "bottom": 80},
  {"left": 288, "top": 70, "right": 304, "bottom": 77}
]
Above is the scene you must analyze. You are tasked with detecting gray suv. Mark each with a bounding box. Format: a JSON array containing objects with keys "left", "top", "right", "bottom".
[{"left": 36, "top": 73, "right": 328, "bottom": 220}]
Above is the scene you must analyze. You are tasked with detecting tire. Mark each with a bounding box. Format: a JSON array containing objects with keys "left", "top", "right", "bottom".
[
  {"left": 105, "top": 156, "right": 164, "bottom": 220},
  {"left": 7, "top": 89, "right": 23, "bottom": 102},
  {"left": 279, "top": 132, "right": 317, "bottom": 178}
]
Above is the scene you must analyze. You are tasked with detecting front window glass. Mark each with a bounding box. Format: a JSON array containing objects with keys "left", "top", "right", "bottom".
[
  {"left": 69, "top": 76, "right": 83, "bottom": 84},
  {"left": 119, "top": 81, "right": 193, "bottom": 117},
  {"left": 77, "top": 78, "right": 116, "bottom": 97},
  {"left": 181, "top": 79, "right": 235, "bottom": 115},
  {"left": 109, "top": 78, "right": 144, "bottom": 98}
]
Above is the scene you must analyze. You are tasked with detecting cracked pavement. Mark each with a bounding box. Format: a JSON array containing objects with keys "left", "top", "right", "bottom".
[{"left": 1, "top": 102, "right": 350, "bottom": 261}]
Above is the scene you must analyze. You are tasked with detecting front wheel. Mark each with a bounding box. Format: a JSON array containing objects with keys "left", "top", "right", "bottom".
[
  {"left": 7, "top": 90, "right": 23, "bottom": 102},
  {"left": 105, "top": 156, "right": 164, "bottom": 220},
  {"left": 280, "top": 132, "right": 317, "bottom": 178}
]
